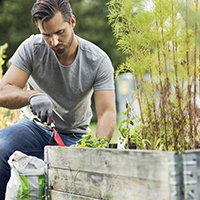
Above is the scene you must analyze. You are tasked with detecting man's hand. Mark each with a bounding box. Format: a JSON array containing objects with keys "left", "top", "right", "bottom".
[{"left": 29, "top": 93, "right": 53, "bottom": 125}]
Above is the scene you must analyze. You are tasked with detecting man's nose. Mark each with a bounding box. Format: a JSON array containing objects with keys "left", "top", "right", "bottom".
[{"left": 51, "top": 34, "right": 59, "bottom": 47}]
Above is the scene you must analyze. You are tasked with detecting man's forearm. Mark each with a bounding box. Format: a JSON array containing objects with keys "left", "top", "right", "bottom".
[
  {"left": 96, "top": 110, "right": 116, "bottom": 142},
  {"left": 0, "top": 84, "right": 39, "bottom": 109}
]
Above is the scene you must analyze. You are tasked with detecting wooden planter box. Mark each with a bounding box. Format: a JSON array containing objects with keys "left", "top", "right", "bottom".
[{"left": 44, "top": 146, "right": 183, "bottom": 200}]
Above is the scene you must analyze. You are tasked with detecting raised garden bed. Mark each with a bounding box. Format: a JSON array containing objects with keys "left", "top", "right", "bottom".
[{"left": 44, "top": 146, "right": 184, "bottom": 200}]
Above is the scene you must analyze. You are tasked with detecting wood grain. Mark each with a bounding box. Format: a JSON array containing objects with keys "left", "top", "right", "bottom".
[{"left": 45, "top": 146, "right": 180, "bottom": 200}]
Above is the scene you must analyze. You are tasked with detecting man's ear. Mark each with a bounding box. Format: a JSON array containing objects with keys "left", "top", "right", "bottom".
[{"left": 71, "top": 15, "right": 76, "bottom": 28}]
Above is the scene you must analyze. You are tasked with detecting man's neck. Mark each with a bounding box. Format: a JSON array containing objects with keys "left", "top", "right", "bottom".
[{"left": 57, "top": 36, "right": 78, "bottom": 66}]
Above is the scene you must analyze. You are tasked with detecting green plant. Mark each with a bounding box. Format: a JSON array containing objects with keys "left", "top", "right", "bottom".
[
  {"left": 0, "top": 43, "right": 20, "bottom": 129},
  {"left": 107, "top": 0, "right": 200, "bottom": 152},
  {"left": 119, "top": 99, "right": 139, "bottom": 148},
  {"left": 0, "top": 43, "right": 8, "bottom": 68},
  {"left": 70, "top": 131, "right": 109, "bottom": 148}
]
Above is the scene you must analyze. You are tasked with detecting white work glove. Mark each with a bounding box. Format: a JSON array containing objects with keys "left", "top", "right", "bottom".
[{"left": 29, "top": 93, "right": 53, "bottom": 125}]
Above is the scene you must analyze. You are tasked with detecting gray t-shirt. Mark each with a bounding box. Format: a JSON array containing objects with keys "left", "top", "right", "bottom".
[{"left": 10, "top": 34, "right": 115, "bottom": 134}]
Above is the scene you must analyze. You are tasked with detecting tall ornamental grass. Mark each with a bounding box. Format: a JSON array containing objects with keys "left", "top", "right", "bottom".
[{"left": 107, "top": 0, "right": 200, "bottom": 152}]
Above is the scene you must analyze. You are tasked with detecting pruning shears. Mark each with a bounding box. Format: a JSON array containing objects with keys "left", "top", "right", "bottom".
[{"left": 51, "top": 119, "right": 65, "bottom": 146}]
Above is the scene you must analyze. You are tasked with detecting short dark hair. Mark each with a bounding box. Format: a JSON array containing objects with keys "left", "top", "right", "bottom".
[{"left": 31, "top": 0, "right": 72, "bottom": 26}]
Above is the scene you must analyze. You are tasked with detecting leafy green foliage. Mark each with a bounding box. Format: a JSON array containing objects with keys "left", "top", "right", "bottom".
[
  {"left": 71, "top": 0, "right": 125, "bottom": 68},
  {"left": 71, "top": 131, "right": 109, "bottom": 148},
  {"left": 0, "top": 44, "right": 20, "bottom": 129},
  {"left": 0, "top": 0, "right": 38, "bottom": 73},
  {"left": 108, "top": 0, "right": 200, "bottom": 152},
  {"left": 0, "top": 43, "right": 8, "bottom": 69}
]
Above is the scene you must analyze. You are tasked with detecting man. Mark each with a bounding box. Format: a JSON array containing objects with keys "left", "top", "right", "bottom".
[{"left": 0, "top": 0, "right": 116, "bottom": 198}]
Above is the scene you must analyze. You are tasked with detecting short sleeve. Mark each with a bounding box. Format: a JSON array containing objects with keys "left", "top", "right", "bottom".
[
  {"left": 93, "top": 56, "right": 115, "bottom": 91},
  {"left": 9, "top": 35, "right": 34, "bottom": 74}
]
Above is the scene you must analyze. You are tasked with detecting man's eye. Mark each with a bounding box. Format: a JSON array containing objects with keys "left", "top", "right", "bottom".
[
  {"left": 43, "top": 34, "right": 50, "bottom": 38},
  {"left": 57, "top": 30, "right": 64, "bottom": 35}
]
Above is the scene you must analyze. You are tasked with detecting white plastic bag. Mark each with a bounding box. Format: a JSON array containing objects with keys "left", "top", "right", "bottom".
[{"left": 5, "top": 151, "right": 45, "bottom": 200}]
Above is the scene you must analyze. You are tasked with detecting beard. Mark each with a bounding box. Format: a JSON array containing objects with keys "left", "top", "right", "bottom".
[{"left": 52, "top": 31, "right": 74, "bottom": 55}]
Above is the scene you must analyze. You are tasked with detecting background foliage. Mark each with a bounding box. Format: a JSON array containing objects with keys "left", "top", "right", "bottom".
[
  {"left": 0, "top": 44, "right": 20, "bottom": 129},
  {"left": 0, "top": 0, "right": 38, "bottom": 73}
]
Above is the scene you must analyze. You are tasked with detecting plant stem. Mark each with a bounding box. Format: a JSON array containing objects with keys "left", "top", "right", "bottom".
[
  {"left": 150, "top": 68, "right": 158, "bottom": 142},
  {"left": 156, "top": 26, "right": 168, "bottom": 150},
  {"left": 158, "top": 0, "right": 171, "bottom": 150},
  {"left": 135, "top": 74, "right": 146, "bottom": 141},
  {"left": 185, "top": 0, "right": 193, "bottom": 147},
  {"left": 171, "top": 0, "right": 185, "bottom": 150},
  {"left": 142, "top": 76, "right": 155, "bottom": 143},
  {"left": 193, "top": 0, "right": 198, "bottom": 149},
  {"left": 125, "top": 99, "right": 131, "bottom": 149}
]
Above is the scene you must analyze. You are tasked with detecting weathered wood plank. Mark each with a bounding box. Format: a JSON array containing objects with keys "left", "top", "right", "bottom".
[
  {"left": 48, "top": 167, "right": 170, "bottom": 200},
  {"left": 45, "top": 146, "right": 178, "bottom": 181},
  {"left": 45, "top": 146, "right": 181, "bottom": 200},
  {"left": 49, "top": 190, "right": 99, "bottom": 200}
]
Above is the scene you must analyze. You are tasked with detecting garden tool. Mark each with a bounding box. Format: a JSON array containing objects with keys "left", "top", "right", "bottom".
[{"left": 51, "top": 119, "right": 65, "bottom": 146}]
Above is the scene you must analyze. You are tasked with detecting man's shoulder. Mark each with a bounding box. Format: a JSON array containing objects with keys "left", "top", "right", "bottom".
[
  {"left": 26, "top": 34, "right": 45, "bottom": 45},
  {"left": 22, "top": 34, "right": 48, "bottom": 56},
  {"left": 77, "top": 36, "right": 107, "bottom": 57}
]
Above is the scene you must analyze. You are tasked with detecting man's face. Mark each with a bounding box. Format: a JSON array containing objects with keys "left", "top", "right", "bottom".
[{"left": 38, "top": 12, "right": 76, "bottom": 55}]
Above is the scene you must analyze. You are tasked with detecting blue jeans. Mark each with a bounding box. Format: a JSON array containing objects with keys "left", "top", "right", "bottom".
[{"left": 0, "top": 118, "right": 83, "bottom": 200}]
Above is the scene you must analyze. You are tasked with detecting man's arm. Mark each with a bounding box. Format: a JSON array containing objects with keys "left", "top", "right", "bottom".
[
  {"left": 94, "top": 90, "right": 116, "bottom": 142},
  {"left": 0, "top": 64, "right": 39, "bottom": 109}
]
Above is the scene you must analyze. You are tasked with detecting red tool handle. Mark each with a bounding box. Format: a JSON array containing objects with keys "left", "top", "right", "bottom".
[
  {"left": 51, "top": 119, "right": 65, "bottom": 146},
  {"left": 52, "top": 127, "right": 65, "bottom": 146}
]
